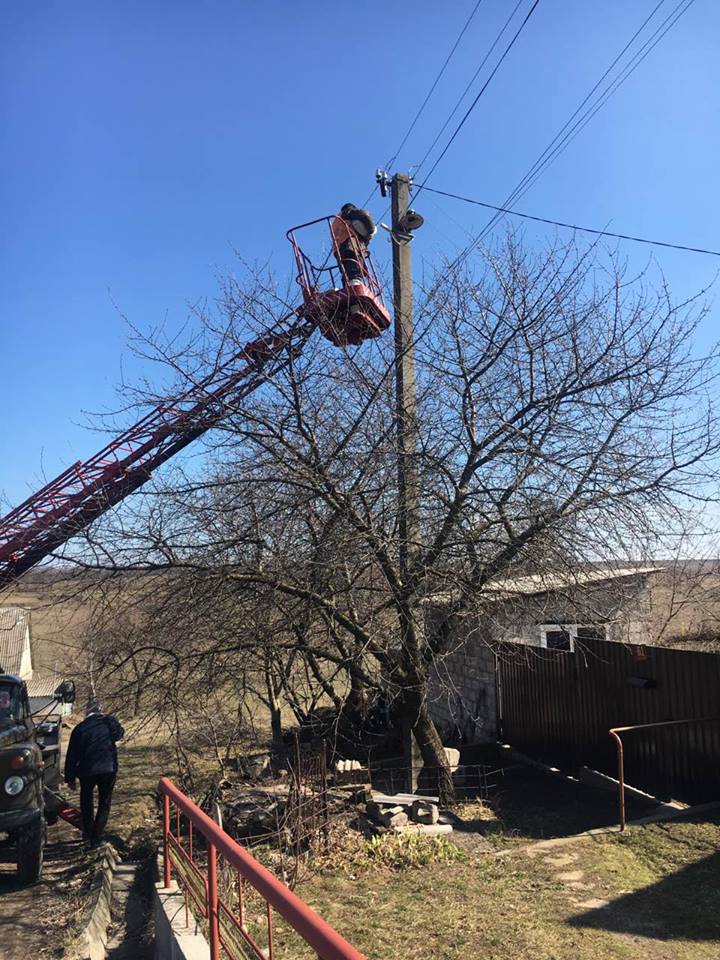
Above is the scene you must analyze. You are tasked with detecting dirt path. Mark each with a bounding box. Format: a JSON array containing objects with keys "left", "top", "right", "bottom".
[{"left": 0, "top": 821, "right": 92, "bottom": 960}]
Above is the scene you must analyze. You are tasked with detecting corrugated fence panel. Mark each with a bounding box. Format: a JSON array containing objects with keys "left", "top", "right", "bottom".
[{"left": 496, "top": 637, "right": 720, "bottom": 802}]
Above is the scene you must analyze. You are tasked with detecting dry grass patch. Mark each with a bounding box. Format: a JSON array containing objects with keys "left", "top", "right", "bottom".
[{"left": 285, "top": 812, "right": 720, "bottom": 960}]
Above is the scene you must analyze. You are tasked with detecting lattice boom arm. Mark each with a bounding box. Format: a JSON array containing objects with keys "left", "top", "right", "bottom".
[{"left": 0, "top": 313, "right": 314, "bottom": 587}]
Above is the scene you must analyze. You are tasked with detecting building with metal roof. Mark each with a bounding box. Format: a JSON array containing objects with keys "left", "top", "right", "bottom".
[{"left": 0, "top": 606, "right": 71, "bottom": 714}]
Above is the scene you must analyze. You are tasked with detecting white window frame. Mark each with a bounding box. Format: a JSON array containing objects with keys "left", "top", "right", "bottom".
[
  {"left": 538, "top": 623, "right": 607, "bottom": 652},
  {"left": 539, "top": 624, "right": 577, "bottom": 652}
]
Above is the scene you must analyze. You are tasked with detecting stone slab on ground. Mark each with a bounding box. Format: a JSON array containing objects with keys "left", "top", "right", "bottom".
[
  {"left": 367, "top": 801, "right": 401, "bottom": 822},
  {"left": 444, "top": 747, "right": 460, "bottom": 773},
  {"left": 381, "top": 810, "right": 409, "bottom": 830},
  {"left": 410, "top": 799, "right": 440, "bottom": 825},
  {"left": 401, "top": 822, "right": 454, "bottom": 837},
  {"left": 370, "top": 792, "right": 439, "bottom": 805},
  {"left": 154, "top": 877, "right": 209, "bottom": 960}
]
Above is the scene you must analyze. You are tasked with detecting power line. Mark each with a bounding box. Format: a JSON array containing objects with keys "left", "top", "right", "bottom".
[
  {"left": 490, "top": 0, "right": 668, "bottom": 222},
  {"left": 413, "top": 0, "right": 543, "bottom": 199},
  {"left": 465, "top": 0, "right": 696, "bottom": 257},
  {"left": 362, "top": 0, "right": 487, "bottom": 209},
  {"left": 411, "top": 0, "right": 526, "bottom": 181},
  {"left": 383, "top": 0, "right": 487, "bottom": 173},
  {"left": 496, "top": 0, "right": 695, "bottom": 225},
  {"left": 423, "top": 185, "right": 720, "bottom": 258}
]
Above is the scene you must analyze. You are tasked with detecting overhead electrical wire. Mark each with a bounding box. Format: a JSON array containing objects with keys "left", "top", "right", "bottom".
[
  {"left": 498, "top": 1, "right": 677, "bottom": 212},
  {"left": 412, "top": 0, "right": 543, "bottom": 199},
  {"left": 457, "top": 0, "right": 697, "bottom": 262},
  {"left": 383, "top": 0, "right": 487, "bottom": 173},
  {"left": 411, "top": 0, "right": 526, "bottom": 182},
  {"left": 516, "top": 0, "right": 697, "bottom": 198},
  {"left": 361, "top": 0, "right": 487, "bottom": 209},
  {"left": 422, "top": 185, "right": 720, "bottom": 258}
]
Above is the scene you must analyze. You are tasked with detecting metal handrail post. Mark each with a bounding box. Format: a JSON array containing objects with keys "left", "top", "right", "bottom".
[
  {"left": 609, "top": 729, "right": 626, "bottom": 830},
  {"left": 162, "top": 793, "right": 172, "bottom": 887},
  {"left": 158, "top": 776, "right": 367, "bottom": 960},
  {"left": 608, "top": 717, "right": 720, "bottom": 830},
  {"left": 208, "top": 841, "right": 220, "bottom": 960}
]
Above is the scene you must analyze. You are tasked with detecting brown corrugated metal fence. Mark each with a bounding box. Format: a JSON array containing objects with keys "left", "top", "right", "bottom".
[{"left": 496, "top": 637, "right": 720, "bottom": 802}]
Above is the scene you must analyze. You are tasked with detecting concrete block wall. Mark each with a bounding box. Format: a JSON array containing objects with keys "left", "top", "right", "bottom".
[{"left": 427, "top": 631, "right": 497, "bottom": 744}]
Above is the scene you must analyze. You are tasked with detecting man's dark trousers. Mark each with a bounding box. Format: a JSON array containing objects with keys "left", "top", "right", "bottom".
[{"left": 79, "top": 772, "right": 117, "bottom": 842}]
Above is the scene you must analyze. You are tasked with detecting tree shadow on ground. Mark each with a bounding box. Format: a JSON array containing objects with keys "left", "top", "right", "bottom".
[
  {"left": 0, "top": 830, "right": 90, "bottom": 958},
  {"left": 451, "top": 767, "right": 657, "bottom": 841},
  {"left": 568, "top": 850, "right": 720, "bottom": 941}
]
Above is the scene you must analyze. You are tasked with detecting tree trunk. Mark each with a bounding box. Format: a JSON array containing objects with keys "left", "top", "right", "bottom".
[
  {"left": 270, "top": 704, "right": 283, "bottom": 752},
  {"left": 264, "top": 661, "right": 285, "bottom": 755},
  {"left": 348, "top": 665, "right": 368, "bottom": 719},
  {"left": 409, "top": 693, "right": 455, "bottom": 806},
  {"left": 402, "top": 675, "right": 455, "bottom": 807},
  {"left": 398, "top": 608, "right": 456, "bottom": 806}
]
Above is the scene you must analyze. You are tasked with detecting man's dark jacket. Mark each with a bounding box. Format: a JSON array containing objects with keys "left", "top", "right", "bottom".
[{"left": 64, "top": 714, "right": 125, "bottom": 781}]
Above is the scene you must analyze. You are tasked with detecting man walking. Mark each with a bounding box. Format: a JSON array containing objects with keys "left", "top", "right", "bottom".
[{"left": 64, "top": 700, "right": 124, "bottom": 845}]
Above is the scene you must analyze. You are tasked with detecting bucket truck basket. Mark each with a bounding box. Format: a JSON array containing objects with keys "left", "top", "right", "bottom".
[{"left": 287, "top": 216, "right": 391, "bottom": 347}]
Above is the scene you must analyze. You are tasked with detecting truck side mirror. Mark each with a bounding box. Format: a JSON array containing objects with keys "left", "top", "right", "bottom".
[{"left": 55, "top": 680, "right": 76, "bottom": 704}]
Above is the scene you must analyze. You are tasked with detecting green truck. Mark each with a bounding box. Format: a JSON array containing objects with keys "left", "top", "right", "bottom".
[{"left": 0, "top": 672, "right": 76, "bottom": 883}]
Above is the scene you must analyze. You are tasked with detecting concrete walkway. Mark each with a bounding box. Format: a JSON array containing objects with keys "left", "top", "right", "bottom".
[{"left": 105, "top": 858, "right": 154, "bottom": 959}]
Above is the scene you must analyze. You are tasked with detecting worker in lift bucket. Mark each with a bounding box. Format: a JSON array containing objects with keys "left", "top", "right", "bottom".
[
  {"left": 64, "top": 699, "right": 125, "bottom": 846},
  {"left": 331, "top": 203, "right": 377, "bottom": 288}
]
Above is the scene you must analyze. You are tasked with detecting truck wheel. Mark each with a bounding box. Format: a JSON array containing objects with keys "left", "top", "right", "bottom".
[{"left": 16, "top": 820, "right": 45, "bottom": 884}]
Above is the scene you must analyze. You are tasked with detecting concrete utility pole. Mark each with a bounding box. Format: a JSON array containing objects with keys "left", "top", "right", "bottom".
[
  {"left": 390, "top": 172, "right": 420, "bottom": 584},
  {"left": 389, "top": 172, "right": 424, "bottom": 791}
]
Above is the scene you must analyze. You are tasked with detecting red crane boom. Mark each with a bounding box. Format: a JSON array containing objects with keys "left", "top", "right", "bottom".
[
  {"left": 0, "top": 312, "right": 315, "bottom": 587},
  {"left": 0, "top": 213, "right": 390, "bottom": 589}
]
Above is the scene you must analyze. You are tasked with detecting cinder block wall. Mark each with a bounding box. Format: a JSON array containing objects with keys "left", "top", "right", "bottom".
[{"left": 427, "top": 630, "right": 497, "bottom": 744}]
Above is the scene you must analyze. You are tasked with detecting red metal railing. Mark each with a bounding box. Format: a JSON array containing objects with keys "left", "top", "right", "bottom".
[
  {"left": 609, "top": 717, "right": 720, "bottom": 830},
  {"left": 159, "top": 777, "right": 366, "bottom": 960}
]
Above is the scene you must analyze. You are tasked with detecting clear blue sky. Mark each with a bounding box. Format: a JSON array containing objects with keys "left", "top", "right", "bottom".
[{"left": 1, "top": 0, "right": 718, "bottom": 509}]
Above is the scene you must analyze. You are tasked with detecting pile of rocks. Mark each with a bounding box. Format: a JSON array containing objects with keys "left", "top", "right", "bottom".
[
  {"left": 221, "top": 788, "right": 289, "bottom": 839},
  {"left": 363, "top": 793, "right": 453, "bottom": 836}
]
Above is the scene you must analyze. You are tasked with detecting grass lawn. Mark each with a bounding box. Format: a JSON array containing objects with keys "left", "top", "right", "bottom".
[{"left": 283, "top": 810, "right": 720, "bottom": 960}]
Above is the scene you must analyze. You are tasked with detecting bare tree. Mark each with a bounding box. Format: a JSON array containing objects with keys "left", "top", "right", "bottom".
[{"left": 66, "top": 234, "right": 720, "bottom": 802}]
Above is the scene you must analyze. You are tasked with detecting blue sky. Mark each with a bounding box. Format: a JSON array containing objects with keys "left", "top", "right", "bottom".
[{"left": 1, "top": 0, "right": 718, "bottom": 509}]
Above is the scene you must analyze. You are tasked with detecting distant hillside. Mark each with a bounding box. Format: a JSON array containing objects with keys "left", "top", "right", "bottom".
[{"left": 0, "top": 576, "right": 92, "bottom": 677}]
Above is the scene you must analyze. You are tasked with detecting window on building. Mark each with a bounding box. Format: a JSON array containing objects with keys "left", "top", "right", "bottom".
[
  {"left": 538, "top": 623, "right": 607, "bottom": 653},
  {"left": 544, "top": 627, "right": 573, "bottom": 651},
  {"left": 576, "top": 626, "right": 607, "bottom": 643}
]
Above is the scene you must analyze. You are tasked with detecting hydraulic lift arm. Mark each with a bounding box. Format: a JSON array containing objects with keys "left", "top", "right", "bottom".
[{"left": 0, "top": 313, "right": 315, "bottom": 588}]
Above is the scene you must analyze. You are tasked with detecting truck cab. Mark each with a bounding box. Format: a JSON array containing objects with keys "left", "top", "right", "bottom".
[{"left": 0, "top": 673, "right": 75, "bottom": 883}]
